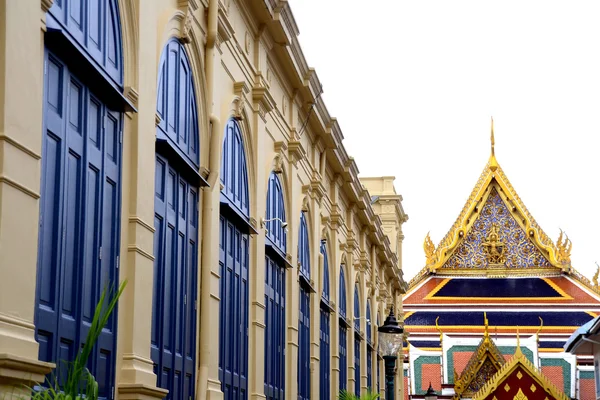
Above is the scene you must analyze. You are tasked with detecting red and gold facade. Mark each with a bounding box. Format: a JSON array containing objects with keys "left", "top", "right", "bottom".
[{"left": 402, "top": 129, "right": 600, "bottom": 400}]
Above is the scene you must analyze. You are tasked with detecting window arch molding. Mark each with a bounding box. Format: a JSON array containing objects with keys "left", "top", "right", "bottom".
[
  {"left": 157, "top": 12, "right": 209, "bottom": 151},
  {"left": 264, "top": 168, "right": 290, "bottom": 260},
  {"left": 221, "top": 109, "right": 256, "bottom": 204},
  {"left": 320, "top": 232, "right": 333, "bottom": 303},
  {"left": 155, "top": 37, "right": 208, "bottom": 187}
]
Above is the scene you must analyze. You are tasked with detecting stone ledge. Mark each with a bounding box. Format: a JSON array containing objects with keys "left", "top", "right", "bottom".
[
  {"left": 118, "top": 383, "right": 169, "bottom": 400},
  {"left": 0, "top": 353, "right": 54, "bottom": 387}
]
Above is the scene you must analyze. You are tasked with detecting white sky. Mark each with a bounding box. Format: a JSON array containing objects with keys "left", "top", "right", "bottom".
[{"left": 288, "top": 0, "right": 600, "bottom": 281}]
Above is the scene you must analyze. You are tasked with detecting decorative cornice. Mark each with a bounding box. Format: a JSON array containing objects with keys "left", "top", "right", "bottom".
[
  {"left": 41, "top": 0, "right": 54, "bottom": 13},
  {"left": 252, "top": 85, "right": 275, "bottom": 121},
  {"left": 124, "top": 86, "right": 139, "bottom": 109}
]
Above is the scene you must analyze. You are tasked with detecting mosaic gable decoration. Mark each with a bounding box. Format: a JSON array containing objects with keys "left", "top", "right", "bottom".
[
  {"left": 444, "top": 187, "right": 552, "bottom": 269},
  {"left": 472, "top": 343, "right": 569, "bottom": 400},
  {"left": 453, "top": 313, "right": 506, "bottom": 399},
  {"left": 403, "top": 125, "right": 600, "bottom": 400}
]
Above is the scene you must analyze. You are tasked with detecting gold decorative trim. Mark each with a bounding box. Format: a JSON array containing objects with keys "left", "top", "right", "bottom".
[
  {"left": 407, "top": 145, "right": 588, "bottom": 289},
  {"left": 128, "top": 216, "right": 155, "bottom": 233},
  {"left": 472, "top": 338, "right": 569, "bottom": 400},
  {"left": 453, "top": 312, "right": 506, "bottom": 398},
  {"left": 127, "top": 245, "right": 155, "bottom": 261},
  {"left": 0, "top": 313, "right": 36, "bottom": 330},
  {"left": 0, "top": 134, "right": 42, "bottom": 160},
  {"left": 0, "top": 176, "right": 40, "bottom": 199}
]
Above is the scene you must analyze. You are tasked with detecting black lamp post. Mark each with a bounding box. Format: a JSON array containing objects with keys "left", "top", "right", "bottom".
[{"left": 378, "top": 306, "right": 404, "bottom": 400}]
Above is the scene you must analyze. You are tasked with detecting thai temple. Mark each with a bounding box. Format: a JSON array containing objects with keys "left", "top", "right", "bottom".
[{"left": 402, "top": 125, "right": 600, "bottom": 400}]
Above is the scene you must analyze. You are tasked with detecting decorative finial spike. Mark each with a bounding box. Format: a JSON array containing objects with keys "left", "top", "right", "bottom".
[
  {"left": 483, "top": 311, "right": 489, "bottom": 338},
  {"left": 491, "top": 117, "right": 495, "bottom": 156},
  {"left": 489, "top": 117, "right": 499, "bottom": 172}
]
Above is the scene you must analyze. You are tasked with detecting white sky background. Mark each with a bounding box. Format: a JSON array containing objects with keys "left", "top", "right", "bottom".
[{"left": 288, "top": 0, "right": 600, "bottom": 281}]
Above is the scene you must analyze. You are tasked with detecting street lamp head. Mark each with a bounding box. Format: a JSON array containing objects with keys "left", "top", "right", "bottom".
[
  {"left": 424, "top": 382, "right": 438, "bottom": 400},
  {"left": 378, "top": 306, "right": 404, "bottom": 356}
]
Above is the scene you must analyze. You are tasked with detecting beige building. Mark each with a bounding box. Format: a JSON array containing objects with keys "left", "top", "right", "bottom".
[{"left": 0, "top": 1, "right": 407, "bottom": 399}]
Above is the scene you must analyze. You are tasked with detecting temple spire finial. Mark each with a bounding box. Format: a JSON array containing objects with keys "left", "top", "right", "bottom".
[
  {"left": 489, "top": 117, "right": 499, "bottom": 172},
  {"left": 483, "top": 311, "right": 490, "bottom": 338},
  {"left": 491, "top": 117, "right": 495, "bottom": 156}
]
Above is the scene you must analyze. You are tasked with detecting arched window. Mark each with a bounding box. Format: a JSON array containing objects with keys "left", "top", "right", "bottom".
[
  {"left": 297, "top": 212, "right": 311, "bottom": 400},
  {"left": 37, "top": 1, "right": 125, "bottom": 397},
  {"left": 155, "top": 39, "right": 200, "bottom": 172},
  {"left": 219, "top": 119, "right": 251, "bottom": 399},
  {"left": 46, "top": 0, "right": 123, "bottom": 86},
  {"left": 152, "top": 39, "right": 200, "bottom": 400},
  {"left": 221, "top": 119, "right": 249, "bottom": 215},
  {"left": 354, "top": 285, "right": 361, "bottom": 396},
  {"left": 339, "top": 269, "right": 348, "bottom": 390},
  {"left": 265, "top": 173, "right": 287, "bottom": 252},
  {"left": 320, "top": 241, "right": 331, "bottom": 399},
  {"left": 264, "top": 173, "right": 287, "bottom": 400},
  {"left": 366, "top": 300, "right": 373, "bottom": 390}
]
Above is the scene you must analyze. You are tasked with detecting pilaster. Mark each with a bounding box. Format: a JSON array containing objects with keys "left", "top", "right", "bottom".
[
  {"left": 115, "top": 1, "right": 167, "bottom": 398},
  {"left": 0, "top": 0, "right": 55, "bottom": 395},
  {"left": 248, "top": 70, "right": 268, "bottom": 400}
]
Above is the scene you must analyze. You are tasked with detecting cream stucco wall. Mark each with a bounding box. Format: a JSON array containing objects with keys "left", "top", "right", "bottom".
[{"left": 0, "top": 1, "right": 407, "bottom": 399}]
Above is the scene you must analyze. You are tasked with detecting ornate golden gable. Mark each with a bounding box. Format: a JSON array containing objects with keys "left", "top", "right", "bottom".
[
  {"left": 453, "top": 313, "right": 506, "bottom": 399},
  {"left": 472, "top": 335, "right": 569, "bottom": 400},
  {"left": 408, "top": 124, "right": 583, "bottom": 290}
]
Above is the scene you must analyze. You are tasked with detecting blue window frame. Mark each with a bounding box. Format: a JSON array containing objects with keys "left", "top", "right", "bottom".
[
  {"left": 155, "top": 39, "right": 205, "bottom": 188},
  {"left": 339, "top": 269, "right": 348, "bottom": 391},
  {"left": 366, "top": 301, "right": 373, "bottom": 390},
  {"left": 38, "top": 0, "right": 126, "bottom": 393},
  {"left": 46, "top": 0, "right": 123, "bottom": 87},
  {"left": 264, "top": 173, "right": 287, "bottom": 400},
  {"left": 37, "top": 50, "right": 123, "bottom": 399},
  {"left": 354, "top": 286, "right": 361, "bottom": 396},
  {"left": 319, "top": 241, "right": 331, "bottom": 400},
  {"left": 298, "top": 213, "right": 311, "bottom": 400},
  {"left": 219, "top": 119, "right": 250, "bottom": 400},
  {"left": 152, "top": 39, "right": 199, "bottom": 400}
]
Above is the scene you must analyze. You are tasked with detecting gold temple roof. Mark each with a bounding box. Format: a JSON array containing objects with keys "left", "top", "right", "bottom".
[
  {"left": 472, "top": 334, "right": 569, "bottom": 400},
  {"left": 408, "top": 123, "right": 594, "bottom": 290},
  {"left": 453, "top": 313, "right": 506, "bottom": 398}
]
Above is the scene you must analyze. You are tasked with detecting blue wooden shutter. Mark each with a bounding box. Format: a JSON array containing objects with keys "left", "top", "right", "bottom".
[
  {"left": 152, "top": 39, "right": 199, "bottom": 400},
  {"left": 319, "top": 242, "right": 330, "bottom": 400},
  {"left": 339, "top": 269, "right": 347, "bottom": 390},
  {"left": 366, "top": 301, "right": 373, "bottom": 390},
  {"left": 37, "top": 51, "right": 122, "bottom": 399},
  {"left": 264, "top": 173, "right": 286, "bottom": 400},
  {"left": 297, "top": 213, "right": 310, "bottom": 400},
  {"left": 219, "top": 119, "right": 250, "bottom": 400},
  {"left": 156, "top": 39, "right": 199, "bottom": 166},
  {"left": 151, "top": 155, "right": 197, "bottom": 400},
  {"left": 47, "top": 0, "right": 123, "bottom": 87},
  {"left": 354, "top": 286, "right": 361, "bottom": 396}
]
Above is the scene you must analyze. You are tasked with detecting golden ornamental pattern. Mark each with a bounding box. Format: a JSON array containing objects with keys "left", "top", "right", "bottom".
[
  {"left": 444, "top": 188, "right": 551, "bottom": 269},
  {"left": 514, "top": 388, "right": 529, "bottom": 400}
]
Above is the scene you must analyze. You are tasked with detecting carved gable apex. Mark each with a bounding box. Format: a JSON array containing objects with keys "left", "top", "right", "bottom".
[
  {"left": 454, "top": 314, "right": 506, "bottom": 398},
  {"left": 472, "top": 342, "right": 569, "bottom": 400},
  {"left": 409, "top": 153, "right": 580, "bottom": 289}
]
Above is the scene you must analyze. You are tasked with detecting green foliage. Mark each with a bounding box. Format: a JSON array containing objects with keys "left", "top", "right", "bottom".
[
  {"left": 29, "top": 281, "right": 127, "bottom": 400},
  {"left": 338, "top": 389, "right": 380, "bottom": 400}
]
